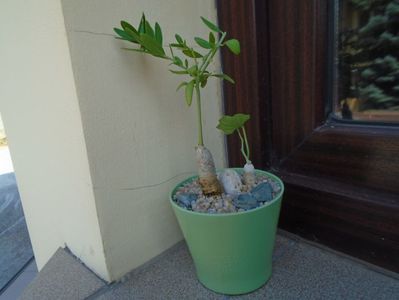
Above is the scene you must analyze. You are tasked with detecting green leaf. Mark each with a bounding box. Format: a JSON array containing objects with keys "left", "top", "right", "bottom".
[
  {"left": 200, "top": 16, "right": 221, "bottom": 33},
  {"left": 185, "top": 80, "right": 195, "bottom": 106},
  {"left": 154, "top": 22, "right": 163, "bottom": 45},
  {"left": 200, "top": 76, "right": 208, "bottom": 88},
  {"left": 225, "top": 39, "right": 240, "bottom": 55},
  {"left": 176, "top": 82, "right": 187, "bottom": 91},
  {"left": 170, "top": 43, "right": 184, "bottom": 48},
  {"left": 187, "top": 65, "right": 198, "bottom": 76},
  {"left": 209, "top": 32, "right": 215, "bottom": 45},
  {"left": 173, "top": 56, "right": 183, "bottom": 66},
  {"left": 169, "top": 69, "right": 189, "bottom": 74},
  {"left": 138, "top": 14, "right": 146, "bottom": 34},
  {"left": 194, "top": 37, "right": 212, "bottom": 49},
  {"left": 184, "top": 59, "right": 188, "bottom": 68},
  {"left": 114, "top": 28, "right": 136, "bottom": 42},
  {"left": 222, "top": 74, "right": 235, "bottom": 84},
  {"left": 140, "top": 34, "right": 165, "bottom": 57},
  {"left": 183, "top": 49, "right": 203, "bottom": 58},
  {"left": 124, "top": 27, "right": 141, "bottom": 43},
  {"left": 175, "top": 34, "right": 184, "bottom": 45},
  {"left": 212, "top": 73, "right": 235, "bottom": 84},
  {"left": 144, "top": 21, "right": 155, "bottom": 37},
  {"left": 121, "top": 21, "right": 135, "bottom": 32},
  {"left": 217, "top": 113, "right": 250, "bottom": 135},
  {"left": 122, "top": 48, "right": 146, "bottom": 53}
]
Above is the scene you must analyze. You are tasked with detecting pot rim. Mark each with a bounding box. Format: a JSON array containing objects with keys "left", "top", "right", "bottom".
[{"left": 170, "top": 168, "right": 284, "bottom": 217}]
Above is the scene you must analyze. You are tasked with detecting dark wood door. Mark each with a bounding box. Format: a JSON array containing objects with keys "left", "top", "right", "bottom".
[{"left": 218, "top": 0, "right": 399, "bottom": 272}]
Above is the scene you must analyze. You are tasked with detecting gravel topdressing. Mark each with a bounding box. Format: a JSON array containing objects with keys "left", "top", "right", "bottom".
[{"left": 173, "top": 171, "right": 282, "bottom": 214}]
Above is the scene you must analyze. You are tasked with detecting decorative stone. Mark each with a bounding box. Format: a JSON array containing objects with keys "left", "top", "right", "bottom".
[
  {"left": 176, "top": 193, "right": 197, "bottom": 208},
  {"left": 269, "top": 180, "right": 281, "bottom": 193},
  {"left": 219, "top": 169, "right": 243, "bottom": 195},
  {"left": 222, "top": 197, "right": 236, "bottom": 213},
  {"left": 234, "top": 193, "right": 258, "bottom": 210},
  {"left": 243, "top": 162, "right": 256, "bottom": 188},
  {"left": 192, "top": 196, "right": 211, "bottom": 212},
  {"left": 175, "top": 173, "right": 281, "bottom": 214},
  {"left": 214, "top": 198, "right": 223, "bottom": 210},
  {"left": 251, "top": 182, "right": 273, "bottom": 202}
]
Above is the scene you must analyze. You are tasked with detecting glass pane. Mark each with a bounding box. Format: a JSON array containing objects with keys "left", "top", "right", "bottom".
[{"left": 336, "top": 0, "right": 399, "bottom": 123}]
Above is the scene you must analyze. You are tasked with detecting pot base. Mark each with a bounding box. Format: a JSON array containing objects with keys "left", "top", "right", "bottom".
[{"left": 198, "top": 264, "right": 272, "bottom": 295}]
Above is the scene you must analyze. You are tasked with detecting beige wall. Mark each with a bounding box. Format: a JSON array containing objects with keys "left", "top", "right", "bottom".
[
  {"left": 1, "top": 0, "right": 225, "bottom": 282},
  {"left": 0, "top": 0, "right": 109, "bottom": 280},
  {"left": 0, "top": 114, "right": 6, "bottom": 142},
  {"left": 61, "top": 0, "right": 226, "bottom": 280}
]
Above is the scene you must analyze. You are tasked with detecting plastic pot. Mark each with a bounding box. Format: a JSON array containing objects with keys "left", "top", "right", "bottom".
[{"left": 170, "top": 169, "right": 284, "bottom": 295}]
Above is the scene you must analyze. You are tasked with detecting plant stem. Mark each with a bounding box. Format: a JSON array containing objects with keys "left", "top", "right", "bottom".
[
  {"left": 237, "top": 129, "right": 249, "bottom": 162},
  {"left": 195, "top": 83, "right": 204, "bottom": 146},
  {"left": 191, "top": 32, "right": 227, "bottom": 147},
  {"left": 198, "top": 32, "right": 227, "bottom": 76},
  {"left": 241, "top": 126, "right": 250, "bottom": 162},
  {"left": 169, "top": 45, "right": 175, "bottom": 58}
]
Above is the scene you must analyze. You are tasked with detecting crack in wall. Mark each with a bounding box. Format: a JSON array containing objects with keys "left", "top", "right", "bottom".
[
  {"left": 71, "top": 29, "right": 114, "bottom": 37},
  {"left": 92, "top": 171, "right": 196, "bottom": 192}
]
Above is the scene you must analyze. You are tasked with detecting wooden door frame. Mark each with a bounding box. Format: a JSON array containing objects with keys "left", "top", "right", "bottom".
[{"left": 217, "top": 0, "right": 399, "bottom": 272}]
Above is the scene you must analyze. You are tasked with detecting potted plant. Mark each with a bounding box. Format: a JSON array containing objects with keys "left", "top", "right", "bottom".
[
  {"left": 114, "top": 13, "right": 238, "bottom": 195},
  {"left": 113, "top": 15, "right": 284, "bottom": 295}
]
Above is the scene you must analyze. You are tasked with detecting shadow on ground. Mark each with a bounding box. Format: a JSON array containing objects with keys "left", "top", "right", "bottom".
[{"left": 0, "top": 173, "right": 33, "bottom": 291}]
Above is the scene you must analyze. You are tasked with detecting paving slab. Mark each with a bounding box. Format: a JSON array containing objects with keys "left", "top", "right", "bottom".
[
  {"left": 19, "top": 248, "right": 106, "bottom": 300},
  {"left": 235, "top": 239, "right": 399, "bottom": 300},
  {"left": 0, "top": 172, "right": 33, "bottom": 290},
  {"left": 0, "top": 263, "right": 37, "bottom": 300},
  {"left": 93, "top": 234, "right": 398, "bottom": 300},
  {"left": 15, "top": 234, "right": 399, "bottom": 300}
]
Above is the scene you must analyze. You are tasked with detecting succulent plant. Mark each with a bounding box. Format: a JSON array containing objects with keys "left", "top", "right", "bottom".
[{"left": 114, "top": 14, "right": 241, "bottom": 195}]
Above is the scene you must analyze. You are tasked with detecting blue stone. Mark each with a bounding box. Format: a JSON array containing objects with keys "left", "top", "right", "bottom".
[
  {"left": 176, "top": 193, "right": 197, "bottom": 208},
  {"left": 251, "top": 182, "right": 273, "bottom": 202},
  {"left": 234, "top": 193, "right": 258, "bottom": 210}
]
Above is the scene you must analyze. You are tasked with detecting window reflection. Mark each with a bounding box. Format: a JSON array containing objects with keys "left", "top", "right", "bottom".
[{"left": 337, "top": 0, "right": 399, "bottom": 122}]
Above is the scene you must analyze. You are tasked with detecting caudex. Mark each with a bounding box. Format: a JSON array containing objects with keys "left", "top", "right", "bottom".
[{"left": 114, "top": 14, "right": 241, "bottom": 195}]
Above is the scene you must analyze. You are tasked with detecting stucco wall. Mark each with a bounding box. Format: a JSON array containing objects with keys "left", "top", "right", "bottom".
[
  {"left": 61, "top": 0, "right": 226, "bottom": 280},
  {"left": 0, "top": 0, "right": 109, "bottom": 280},
  {"left": 0, "top": 115, "right": 6, "bottom": 143},
  {"left": 0, "top": 0, "right": 225, "bottom": 282}
]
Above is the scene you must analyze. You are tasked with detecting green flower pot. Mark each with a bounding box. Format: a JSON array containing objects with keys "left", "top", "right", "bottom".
[{"left": 170, "top": 169, "right": 284, "bottom": 295}]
